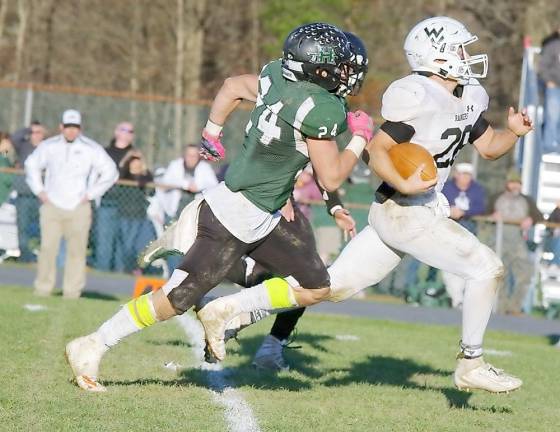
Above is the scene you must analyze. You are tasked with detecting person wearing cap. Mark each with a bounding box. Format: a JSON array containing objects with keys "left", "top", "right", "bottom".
[
  {"left": 25, "top": 109, "right": 118, "bottom": 298},
  {"left": 9, "top": 121, "right": 46, "bottom": 262},
  {"left": 440, "top": 162, "right": 487, "bottom": 308},
  {"left": 489, "top": 168, "right": 543, "bottom": 314},
  {"left": 539, "top": 27, "right": 560, "bottom": 153}
]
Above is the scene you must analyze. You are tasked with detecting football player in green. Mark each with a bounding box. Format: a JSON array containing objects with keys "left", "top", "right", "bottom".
[{"left": 66, "top": 23, "right": 373, "bottom": 391}]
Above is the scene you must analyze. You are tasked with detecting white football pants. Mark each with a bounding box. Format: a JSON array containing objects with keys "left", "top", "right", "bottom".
[{"left": 328, "top": 199, "right": 504, "bottom": 348}]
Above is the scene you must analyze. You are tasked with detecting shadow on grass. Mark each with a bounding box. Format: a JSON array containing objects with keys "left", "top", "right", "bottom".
[
  {"left": 323, "top": 355, "right": 513, "bottom": 414},
  {"left": 175, "top": 333, "right": 335, "bottom": 392},
  {"left": 79, "top": 291, "right": 120, "bottom": 301}
]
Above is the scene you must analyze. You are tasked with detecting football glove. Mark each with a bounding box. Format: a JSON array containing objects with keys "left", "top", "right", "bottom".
[
  {"left": 200, "top": 129, "right": 226, "bottom": 162},
  {"left": 347, "top": 110, "right": 374, "bottom": 142}
]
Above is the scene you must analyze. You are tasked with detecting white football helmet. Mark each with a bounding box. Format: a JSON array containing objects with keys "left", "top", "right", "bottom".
[{"left": 404, "top": 16, "right": 488, "bottom": 84}]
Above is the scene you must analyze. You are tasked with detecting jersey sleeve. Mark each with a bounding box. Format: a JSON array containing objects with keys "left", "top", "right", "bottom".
[
  {"left": 381, "top": 78, "right": 426, "bottom": 123},
  {"left": 300, "top": 100, "right": 347, "bottom": 139}
]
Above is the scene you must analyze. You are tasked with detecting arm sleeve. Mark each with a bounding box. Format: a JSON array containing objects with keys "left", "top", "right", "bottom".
[
  {"left": 379, "top": 121, "right": 415, "bottom": 143},
  {"left": 468, "top": 114, "right": 490, "bottom": 144},
  {"left": 312, "top": 171, "right": 343, "bottom": 215},
  {"left": 87, "top": 147, "right": 118, "bottom": 200},
  {"left": 24, "top": 146, "right": 47, "bottom": 195},
  {"left": 300, "top": 101, "right": 347, "bottom": 138}
]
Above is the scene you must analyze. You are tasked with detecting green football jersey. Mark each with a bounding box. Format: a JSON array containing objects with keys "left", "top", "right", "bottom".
[{"left": 225, "top": 60, "right": 347, "bottom": 213}]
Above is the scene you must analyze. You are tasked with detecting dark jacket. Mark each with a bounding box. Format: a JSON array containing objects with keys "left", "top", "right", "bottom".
[{"left": 539, "top": 31, "right": 560, "bottom": 86}]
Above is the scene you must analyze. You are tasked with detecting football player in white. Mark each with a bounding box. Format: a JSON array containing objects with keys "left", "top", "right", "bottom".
[{"left": 198, "top": 16, "right": 533, "bottom": 393}]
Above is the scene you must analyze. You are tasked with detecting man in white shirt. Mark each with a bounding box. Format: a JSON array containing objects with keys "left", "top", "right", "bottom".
[
  {"left": 25, "top": 109, "right": 118, "bottom": 298},
  {"left": 156, "top": 144, "right": 218, "bottom": 220}
]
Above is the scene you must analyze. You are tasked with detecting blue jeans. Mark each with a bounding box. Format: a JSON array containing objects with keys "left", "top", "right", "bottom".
[
  {"left": 15, "top": 195, "right": 40, "bottom": 262},
  {"left": 94, "top": 205, "right": 119, "bottom": 271},
  {"left": 114, "top": 218, "right": 155, "bottom": 273},
  {"left": 543, "top": 87, "right": 560, "bottom": 153},
  {"left": 549, "top": 234, "right": 560, "bottom": 265}
]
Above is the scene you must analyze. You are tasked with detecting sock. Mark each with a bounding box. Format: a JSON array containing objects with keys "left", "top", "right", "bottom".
[
  {"left": 461, "top": 277, "right": 498, "bottom": 358},
  {"left": 220, "top": 277, "right": 299, "bottom": 315},
  {"left": 97, "top": 292, "right": 158, "bottom": 348}
]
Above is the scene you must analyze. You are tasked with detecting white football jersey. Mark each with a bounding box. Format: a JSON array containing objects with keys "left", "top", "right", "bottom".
[{"left": 381, "top": 73, "right": 489, "bottom": 208}]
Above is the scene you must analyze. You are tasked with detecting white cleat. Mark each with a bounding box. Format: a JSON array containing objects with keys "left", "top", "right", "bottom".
[
  {"left": 196, "top": 298, "right": 240, "bottom": 362},
  {"left": 454, "top": 356, "right": 522, "bottom": 393},
  {"left": 65, "top": 333, "right": 108, "bottom": 392},
  {"left": 252, "top": 335, "right": 290, "bottom": 372},
  {"left": 137, "top": 221, "right": 183, "bottom": 268}
]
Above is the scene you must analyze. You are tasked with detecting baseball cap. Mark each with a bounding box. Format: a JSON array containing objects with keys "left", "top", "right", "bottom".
[
  {"left": 506, "top": 168, "right": 522, "bottom": 183},
  {"left": 455, "top": 162, "right": 474, "bottom": 175},
  {"left": 62, "top": 109, "right": 81, "bottom": 127}
]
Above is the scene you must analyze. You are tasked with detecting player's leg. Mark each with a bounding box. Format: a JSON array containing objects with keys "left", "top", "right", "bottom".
[
  {"left": 327, "top": 224, "right": 402, "bottom": 302},
  {"left": 65, "top": 201, "right": 249, "bottom": 391},
  {"left": 198, "top": 205, "right": 330, "bottom": 361},
  {"left": 370, "top": 200, "right": 520, "bottom": 392}
]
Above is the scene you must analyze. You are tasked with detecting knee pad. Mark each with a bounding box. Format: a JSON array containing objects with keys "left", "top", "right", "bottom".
[{"left": 470, "top": 243, "right": 505, "bottom": 282}]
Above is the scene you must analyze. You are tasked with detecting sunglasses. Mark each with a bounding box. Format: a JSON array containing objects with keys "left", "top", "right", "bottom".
[{"left": 119, "top": 128, "right": 134, "bottom": 134}]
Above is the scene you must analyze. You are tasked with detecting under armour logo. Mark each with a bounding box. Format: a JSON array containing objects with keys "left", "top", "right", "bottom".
[
  {"left": 466, "top": 105, "right": 474, "bottom": 112},
  {"left": 424, "top": 27, "right": 444, "bottom": 43}
]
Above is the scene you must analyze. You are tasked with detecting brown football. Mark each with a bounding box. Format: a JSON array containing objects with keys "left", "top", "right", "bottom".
[{"left": 388, "top": 142, "right": 437, "bottom": 181}]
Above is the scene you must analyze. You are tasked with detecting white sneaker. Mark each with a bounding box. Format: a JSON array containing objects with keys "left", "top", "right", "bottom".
[
  {"left": 196, "top": 297, "right": 240, "bottom": 362},
  {"left": 65, "top": 333, "right": 108, "bottom": 392},
  {"left": 454, "top": 357, "right": 522, "bottom": 393},
  {"left": 252, "top": 335, "right": 289, "bottom": 372}
]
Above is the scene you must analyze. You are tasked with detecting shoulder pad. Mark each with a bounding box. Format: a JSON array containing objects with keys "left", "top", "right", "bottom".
[
  {"left": 381, "top": 75, "right": 429, "bottom": 122},
  {"left": 465, "top": 79, "right": 489, "bottom": 111},
  {"left": 300, "top": 97, "right": 347, "bottom": 138}
]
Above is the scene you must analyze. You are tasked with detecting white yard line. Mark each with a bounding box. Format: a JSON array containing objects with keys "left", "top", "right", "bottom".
[{"left": 175, "top": 314, "right": 261, "bottom": 432}]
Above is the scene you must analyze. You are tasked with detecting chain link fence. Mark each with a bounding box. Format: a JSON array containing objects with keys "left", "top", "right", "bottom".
[{"left": 0, "top": 82, "right": 557, "bottom": 316}]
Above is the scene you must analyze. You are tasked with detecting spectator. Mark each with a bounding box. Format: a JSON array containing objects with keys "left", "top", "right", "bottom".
[
  {"left": 490, "top": 168, "right": 544, "bottom": 314},
  {"left": 0, "top": 132, "right": 15, "bottom": 204},
  {"left": 545, "top": 200, "right": 560, "bottom": 272},
  {"left": 440, "top": 162, "right": 486, "bottom": 307},
  {"left": 293, "top": 166, "right": 322, "bottom": 220},
  {"left": 113, "top": 150, "right": 155, "bottom": 273},
  {"left": 25, "top": 109, "right": 118, "bottom": 299},
  {"left": 10, "top": 121, "right": 46, "bottom": 262},
  {"left": 149, "top": 144, "right": 218, "bottom": 272},
  {"left": 539, "top": 28, "right": 560, "bottom": 154},
  {"left": 94, "top": 122, "right": 137, "bottom": 271},
  {"left": 157, "top": 144, "right": 218, "bottom": 219}
]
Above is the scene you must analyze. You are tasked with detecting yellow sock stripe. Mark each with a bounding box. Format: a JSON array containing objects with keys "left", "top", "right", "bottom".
[
  {"left": 126, "top": 294, "right": 157, "bottom": 329},
  {"left": 264, "top": 277, "right": 294, "bottom": 309}
]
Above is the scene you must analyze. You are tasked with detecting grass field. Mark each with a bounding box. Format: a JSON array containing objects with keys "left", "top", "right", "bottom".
[{"left": 1, "top": 285, "right": 559, "bottom": 432}]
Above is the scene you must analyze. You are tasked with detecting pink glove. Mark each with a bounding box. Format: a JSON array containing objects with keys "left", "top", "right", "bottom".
[
  {"left": 347, "top": 110, "right": 374, "bottom": 142},
  {"left": 200, "top": 129, "right": 226, "bottom": 162}
]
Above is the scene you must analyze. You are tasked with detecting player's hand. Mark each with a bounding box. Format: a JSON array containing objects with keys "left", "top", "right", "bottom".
[
  {"left": 280, "top": 199, "right": 295, "bottom": 222},
  {"left": 200, "top": 129, "right": 226, "bottom": 162},
  {"left": 520, "top": 216, "right": 533, "bottom": 231},
  {"left": 347, "top": 110, "right": 374, "bottom": 142},
  {"left": 507, "top": 107, "right": 533, "bottom": 138},
  {"left": 333, "top": 208, "right": 357, "bottom": 241},
  {"left": 399, "top": 164, "right": 437, "bottom": 195}
]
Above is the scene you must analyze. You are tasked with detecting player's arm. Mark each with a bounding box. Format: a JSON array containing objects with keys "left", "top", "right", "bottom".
[
  {"left": 308, "top": 138, "right": 362, "bottom": 192},
  {"left": 201, "top": 74, "right": 259, "bottom": 161},
  {"left": 473, "top": 107, "right": 533, "bottom": 160},
  {"left": 312, "top": 174, "right": 356, "bottom": 238},
  {"left": 366, "top": 127, "right": 436, "bottom": 195},
  {"left": 308, "top": 110, "right": 374, "bottom": 192},
  {"left": 207, "top": 74, "right": 259, "bottom": 126}
]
